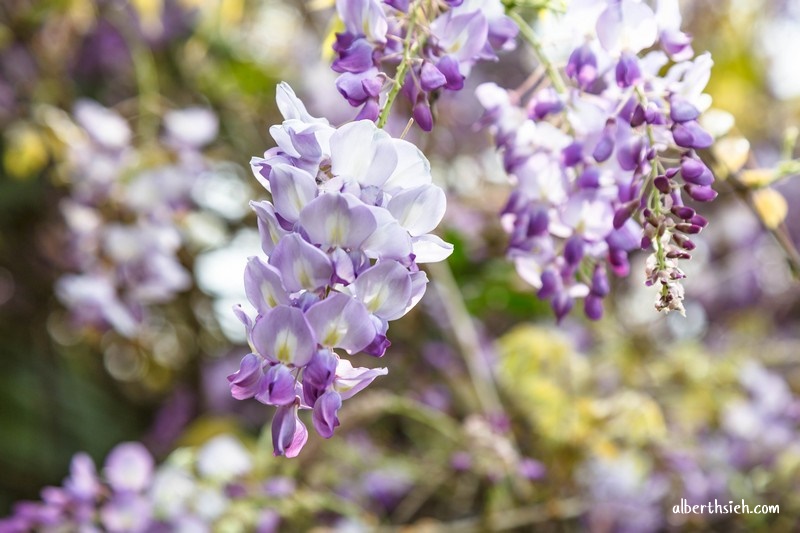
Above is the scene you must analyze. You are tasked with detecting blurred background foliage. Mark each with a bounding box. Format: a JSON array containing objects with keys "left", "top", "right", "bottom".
[{"left": 1, "top": 0, "right": 800, "bottom": 530}]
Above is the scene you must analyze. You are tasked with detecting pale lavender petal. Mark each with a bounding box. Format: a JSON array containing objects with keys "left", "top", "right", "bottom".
[
  {"left": 269, "top": 234, "right": 332, "bottom": 293},
  {"left": 596, "top": 0, "right": 657, "bottom": 55},
  {"left": 227, "top": 353, "right": 265, "bottom": 400},
  {"left": 302, "top": 349, "right": 338, "bottom": 406},
  {"left": 362, "top": 207, "right": 413, "bottom": 260},
  {"left": 312, "top": 391, "right": 342, "bottom": 438},
  {"left": 353, "top": 261, "right": 412, "bottom": 320},
  {"left": 305, "top": 292, "right": 376, "bottom": 354},
  {"left": 329, "top": 121, "right": 398, "bottom": 187},
  {"left": 275, "top": 82, "right": 329, "bottom": 124},
  {"left": 382, "top": 139, "right": 433, "bottom": 193},
  {"left": 255, "top": 364, "right": 297, "bottom": 406},
  {"left": 387, "top": 184, "right": 447, "bottom": 237},
  {"left": 244, "top": 257, "right": 289, "bottom": 314},
  {"left": 299, "top": 193, "right": 377, "bottom": 249},
  {"left": 268, "top": 164, "right": 318, "bottom": 222},
  {"left": 411, "top": 234, "right": 454, "bottom": 263},
  {"left": 251, "top": 305, "right": 317, "bottom": 367},
  {"left": 251, "top": 200, "right": 290, "bottom": 254},
  {"left": 334, "top": 358, "right": 388, "bottom": 400},
  {"left": 272, "top": 403, "right": 308, "bottom": 458}
]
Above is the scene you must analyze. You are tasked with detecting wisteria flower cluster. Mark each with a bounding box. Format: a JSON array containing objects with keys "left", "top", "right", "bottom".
[
  {"left": 478, "top": 0, "right": 716, "bottom": 319},
  {"left": 332, "top": 0, "right": 518, "bottom": 129},
  {"left": 55, "top": 101, "right": 218, "bottom": 337},
  {"left": 228, "top": 83, "right": 452, "bottom": 457},
  {"left": 0, "top": 436, "right": 285, "bottom": 533}
]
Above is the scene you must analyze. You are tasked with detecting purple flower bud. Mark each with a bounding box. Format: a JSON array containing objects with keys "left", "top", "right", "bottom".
[
  {"left": 644, "top": 102, "right": 663, "bottom": 124},
  {"left": 255, "top": 364, "right": 297, "bottom": 406},
  {"left": 577, "top": 167, "right": 601, "bottom": 188},
  {"left": 527, "top": 207, "right": 550, "bottom": 235},
  {"left": 552, "top": 293, "right": 574, "bottom": 322},
  {"left": 538, "top": 270, "right": 559, "bottom": 300},
  {"left": 272, "top": 402, "right": 308, "bottom": 458},
  {"left": 641, "top": 236, "right": 652, "bottom": 249},
  {"left": 436, "top": 55, "right": 464, "bottom": 91},
  {"left": 672, "top": 232, "right": 696, "bottom": 250},
  {"left": 661, "top": 29, "right": 694, "bottom": 61},
  {"left": 529, "top": 88, "right": 564, "bottom": 119},
  {"left": 671, "top": 206, "right": 695, "bottom": 220},
  {"left": 690, "top": 214, "right": 708, "bottom": 227},
  {"left": 302, "top": 349, "right": 338, "bottom": 406},
  {"left": 363, "top": 333, "right": 391, "bottom": 357},
  {"left": 413, "top": 100, "right": 433, "bottom": 132},
  {"left": 672, "top": 120, "right": 713, "bottom": 149},
  {"left": 312, "top": 391, "right": 343, "bottom": 438},
  {"left": 591, "top": 266, "right": 610, "bottom": 297},
  {"left": 593, "top": 133, "right": 615, "bottom": 163},
  {"left": 608, "top": 248, "right": 631, "bottom": 277},
  {"left": 684, "top": 183, "right": 718, "bottom": 202},
  {"left": 332, "top": 38, "right": 375, "bottom": 74},
  {"left": 355, "top": 98, "right": 380, "bottom": 121},
  {"left": 419, "top": 61, "right": 447, "bottom": 92},
  {"left": 670, "top": 96, "right": 700, "bottom": 123},
  {"left": 680, "top": 157, "right": 713, "bottom": 186},
  {"left": 617, "top": 136, "right": 644, "bottom": 171},
  {"left": 564, "top": 237, "right": 585, "bottom": 266},
  {"left": 613, "top": 201, "right": 637, "bottom": 229},
  {"left": 654, "top": 175, "right": 671, "bottom": 194},
  {"left": 584, "top": 294, "right": 604, "bottom": 320},
  {"left": 228, "top": 353, "right": 265, "bottom": 400},
  {"left": 566, "top": 43, "right": 598, "bottom": 90},
  {"left": 615, "top": 52, "right": 642, "bottom": 87},
  {"left": 630, "top": 104, "right": 646, "bottom": 127},
  {"left": 562, "top": 142, "right": 583, "bottom": 166},
  {"left": 675, "top": 223, "right": 702, "bottom": 234}
]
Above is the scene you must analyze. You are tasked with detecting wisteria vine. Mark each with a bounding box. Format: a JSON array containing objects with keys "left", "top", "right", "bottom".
[
  {"left": 230, "top": 0, "right": 722, "bottom": 457},
  {"left": 480, "top": 0, "right": 717, "bottom": 320},
  {"left": 228, "top": 83, "right": 453, "bottom": 456}
]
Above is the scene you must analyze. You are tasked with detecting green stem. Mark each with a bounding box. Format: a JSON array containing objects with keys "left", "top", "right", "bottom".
[
  {"left": 426, "top": 261, "right": 504, "bottom": 418},
  {"left": 377, "top": 2, "right": 421, "bottom": 128},
  {"left": 508, "top": 10, "right": 567, "bottom": 94}
]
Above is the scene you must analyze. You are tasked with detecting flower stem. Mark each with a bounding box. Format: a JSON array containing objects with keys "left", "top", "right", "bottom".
[
  {"left": 377, "top": 2, "right": 421, "bottom": 129},
  {"left": 426, "top": 261, "right": 504, "bottom": 418},
  {"left": 508, "top": 10, "right": 567, "bottom": 95}
]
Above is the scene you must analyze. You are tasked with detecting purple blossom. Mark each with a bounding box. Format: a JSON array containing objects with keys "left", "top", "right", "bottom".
[
  {"left": 231, "top": 83, "right": 451, "bottom": 456},
  {"left": 477, "top": 0, "right": 717, "bottom": 320},
  {"left": 331, "top": 0, "right": 517, "bottom": 129},
  {"left": 55, "top": 101, "right": 217, "bottom": 338}
]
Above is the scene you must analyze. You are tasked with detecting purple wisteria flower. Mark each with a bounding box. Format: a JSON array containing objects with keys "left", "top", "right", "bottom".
[
  {"left": 55, "top": 100, "right": 218, "bottom": 337},
  {"left": 229, "top": 83, "right": 452, "bottom": 456},
  {"left": 331, "top": 0, "right": 518, "bottom": 129},
  {"left": 0, "top": 435, "right": 286, "bottom": 532},
  {"left": 478, "top": 0, "right": 716, "bottom": 320}
]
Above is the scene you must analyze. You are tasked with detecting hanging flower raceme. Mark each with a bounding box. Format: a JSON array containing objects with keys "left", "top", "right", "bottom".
[
  {"left": 332, "top": 0, "right": 517, "bottom": 129},
  {"left": 478, "top": 0, "right": 716, "bottom": 320},
  {"left": 228, "top": 83, "right": 452, "bottom": 457},
  {"left": 55, "top": 101, "right": 219, "bottom": 337}
]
